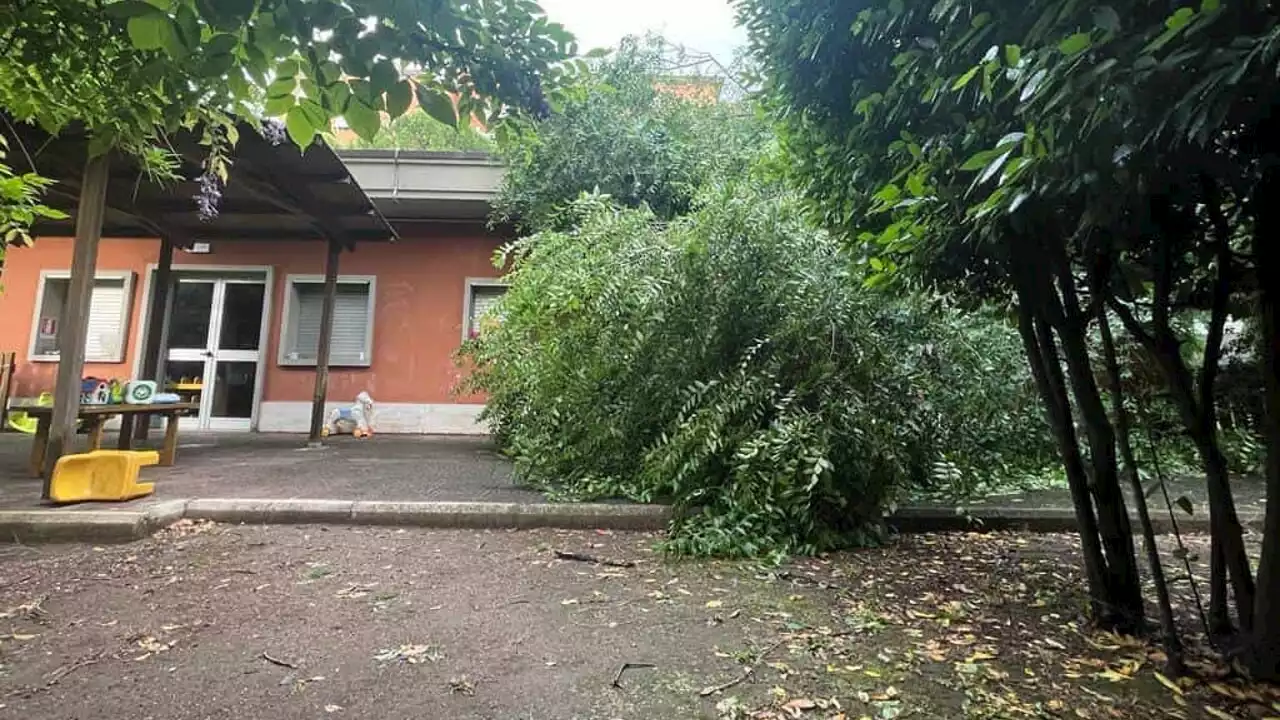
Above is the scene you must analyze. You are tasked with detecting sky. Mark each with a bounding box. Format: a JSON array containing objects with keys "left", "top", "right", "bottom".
[{"left": 537, "top": 0, "right": 747, "bottom": 65}]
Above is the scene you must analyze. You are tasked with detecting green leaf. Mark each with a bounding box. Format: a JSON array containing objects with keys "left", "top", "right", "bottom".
[
  {"left": 1200, "top": 0, "right": 1220, "bottom": 12},
  {"left": 959, "top": 149, "right": 998, "bottom": 171},
  {"left": 996, "top": 131, "right": 1026, "bottom": 148},
  {"left": 126, "top": 12, "right": 169, "bottom": 51},
  {"left": 264, "top": 93, "right": 295, "bottom": 116},
  {"left": 873, "top": 183, "right": 901, "bottom": 205},
  {"left": 319, "top": 61, "right": 343, "bottom": 84},
  {"left": 106, "top": 1, "right": 159, "bottom": 19},
  {"left": 344, "top": 98, "right": 382, "bottom": 141},
  {"left": 1058, "top": 32, "right": 1092, "bottom": 55},
  {"left": 175, "top": 4, "right": 200, "bottom": 47},
  {"left": 267, "top": 76, "right": 297, "bottom": 98},
  {"left": 277, "top": 58, "right": 300, "bottom": 79},
  {"left": 201, "top": 52, "right": 235, "bottom": 77},
  {"left": 226, "top": 71, "right": 250, "bottom": 100},
  {"left": 951, "top": 66, "right": 979, "bottom": 91},
  {"left": 205, "top": 33, "right": 238, "bottom": 56},
  {"left": 415, "top": 85, "right": 459, "bottom": 129},
  {"left": 906, "top": 173, "right": 925, "bottom": 197},
  {"left": 298, "top": 99, "right": 327, "bottom": 129},
  {"left": 371, "top": 59, "right": 399, "bottom": 94},
  {"left": 386, "top": 80, "right": 412, "bottom": 119},
  {"left": 977, "top": 150, "right": 1013, "bottom": 185},
  {"left": 157, "top": 16, "right": 188, "bottom": 58},
  {"left": 1165, "top": 7, "right": 1195, "bottom": 30},
  {"left": 1004, "top": 45, "right": 1021, "bottom": 66},
  {"left": 1019, "top": 69, "right": 1047, "bottom": 102},
  {"left": 286, "top": 106, "right": 316, "bottom": 147}
]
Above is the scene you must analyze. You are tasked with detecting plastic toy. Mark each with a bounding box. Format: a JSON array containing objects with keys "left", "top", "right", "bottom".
[
  {"left": 125, "top": 380, "right": 158, "bottom": 404},
  {"left": 6, "top": 391, "right": 52, "bottom": 433},
  {"left": 80, "top": 378, "right": 112, "bottom": 405},
  {"left": 49, "top": 449, "right": 159, "bottom": 504},
  {"left": 322, "top": 391, "right": 375, "bottom": 438}
]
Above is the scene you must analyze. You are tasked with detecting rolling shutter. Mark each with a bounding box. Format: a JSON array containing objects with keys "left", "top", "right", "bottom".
[
  {"left": 288, "top": 282, "right": 372, "bottom": 365},
  {"left": 468, "top": 285, "right": 507, "bottom": 338},
  {"left": 85, "top": 281, "right": 126, "bottom": 360}
]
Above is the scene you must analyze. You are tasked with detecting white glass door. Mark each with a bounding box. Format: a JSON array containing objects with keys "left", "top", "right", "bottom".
[{"left": 164, "top": 277, "right": 265, "bottom": 431}]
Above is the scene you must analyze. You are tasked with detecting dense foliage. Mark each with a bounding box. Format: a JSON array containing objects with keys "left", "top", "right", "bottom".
[
  {"left": 465, "top": 186, "right": 1052, "bottom": 557},
  {"left": 0, "top": 136, "right": 65, "bottom": 258},
  {"left": 332, "top": 112, "right": 496, "bottom": 152},
  {"left": 738, "top": 0, "right": 1280, "bottom": 677},
  {"left": 491, "top": 37, "right": 769, "bottom": 233},
  {"left": 0, "top": 0, "right": 571, "bottom": 230}
]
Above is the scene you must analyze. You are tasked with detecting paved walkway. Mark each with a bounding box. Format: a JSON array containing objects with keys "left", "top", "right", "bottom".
[
  {"left": 0, "top": 432, "right": 543, "bottom": 511},
  {"left": 0, "top": 430, "right": 1265, "bottom": 541}
]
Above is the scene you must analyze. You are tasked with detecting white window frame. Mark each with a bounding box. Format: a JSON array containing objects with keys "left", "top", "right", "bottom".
[
  {"left": 278, "top": 274, "right": 377, "bottom": 367},
  {"left": 27, "top": 270, "right": 135, "bottom": 363},
  {"left": 462, "top": 277, "right": 509, "bottom": 343}
]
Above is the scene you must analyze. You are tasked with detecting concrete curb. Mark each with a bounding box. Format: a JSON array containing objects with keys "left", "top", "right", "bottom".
[
  {"left": 0, "top": 509, "right": 152, "bottom": 543},
  {"left": 1, "top": 497, "right": 1259, "bottom": 544},
  {"left": 184, "top": 498, "right": 672, "bottom": 531}
]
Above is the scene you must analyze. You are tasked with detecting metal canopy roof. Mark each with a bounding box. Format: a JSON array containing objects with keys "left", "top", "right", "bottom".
[{"left": 3, "top": 117, "right": 397, "bottom": 247}]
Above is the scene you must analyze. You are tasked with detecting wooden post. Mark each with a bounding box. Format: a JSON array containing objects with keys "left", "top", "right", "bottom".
[
  {"left": 307, "top": 238, "right": 342, "bottom": 446},
  {"left": 42, "top": 152, "right": 110, "bottom": 493},
  {"left": 136, "top": 235, "right": 175, "bottom": 440}
]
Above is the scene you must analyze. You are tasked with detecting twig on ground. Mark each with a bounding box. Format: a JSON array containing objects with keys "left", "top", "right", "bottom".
[
  {"left": 0, "top": 574, "right": 32, "bottom": 590},
  {"left": 261, "top": 651, "right": 299, "bottom": 669},
  {"left": 44, "top": 652, "right": 103, "bottom": 687},
  {"left": 554, "top": 550, "right": 635, "bottom": 568},
  {"left": 774, "top": 570, "right": 844, "bottom": 591},
  {"left": 698, "top": 638, "right": 787, "bottom": 697},
  {"left": 612, "top": 662, "right": 656, "bottom": 689}
]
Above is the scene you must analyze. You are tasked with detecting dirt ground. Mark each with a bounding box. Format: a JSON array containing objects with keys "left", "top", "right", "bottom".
[{"left": 0, "top": 526, "right": 1273, "bottom": 720}]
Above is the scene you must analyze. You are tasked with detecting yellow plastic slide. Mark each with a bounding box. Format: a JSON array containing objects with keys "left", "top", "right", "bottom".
[{"left": 49, "top": 450, "right": 159, "bottom": 504}]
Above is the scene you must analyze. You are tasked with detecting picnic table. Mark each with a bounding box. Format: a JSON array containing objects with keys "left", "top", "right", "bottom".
[{"left": 20, "top": 402, "right": 199, "bottom": 476}]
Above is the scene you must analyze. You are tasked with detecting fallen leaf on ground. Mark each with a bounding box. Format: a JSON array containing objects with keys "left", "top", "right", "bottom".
[
  {"left": 374, "top": 644, "right": 441, "bottom": 664},
  {"left": 1154, "top": 671, "right": 1183, "bottom": 696}
]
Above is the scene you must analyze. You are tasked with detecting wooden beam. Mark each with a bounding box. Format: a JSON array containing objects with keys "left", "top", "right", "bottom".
[
  {"left": 308, "top": 239, "right": 342, "bottom": 446},
  {"left": 42, "top": 152, "right": 110, "bottom": 491},
  {"left": 136, "top": 235, "right": 176, "bottom": 440}
]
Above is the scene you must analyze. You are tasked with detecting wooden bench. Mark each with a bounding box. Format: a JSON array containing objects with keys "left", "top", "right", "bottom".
[{"left": 19, "top": 402, "right": 199, "bottom": 477}]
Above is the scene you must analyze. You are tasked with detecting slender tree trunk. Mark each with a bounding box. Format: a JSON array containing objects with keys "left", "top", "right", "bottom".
[
  {"left": 1210, "top": 538, "right": 1232, "bottom": 636},
  {"left": 1016, "top": 299, "right": 1110, "bottom": 615},
  {"left": 1098, "top": 307, "right": 1184, "bottom": 672},
  {"left": 1248, "top": 172, "right": 1280, "bottom": 680},
  {"left": 1039, "top": 242, "right": 1143, "bottom": 633},
  {"left": 1010, "top": 240, "right": 1122, "bottom": 628}
]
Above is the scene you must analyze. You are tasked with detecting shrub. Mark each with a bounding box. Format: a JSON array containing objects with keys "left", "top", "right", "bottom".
[{"left": 463, "top": 184, "right": 1052, "bottom": 556}]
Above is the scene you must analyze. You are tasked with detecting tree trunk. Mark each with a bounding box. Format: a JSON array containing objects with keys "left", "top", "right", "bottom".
[
  {"left": 1016, "top": 299, "right": 1111, "bottom": 616},
  {"left": 1098, "top": 307, "right": 1184, "bottom": 672},
  {"left": 1039, "top": 244, "right": 1143, "bottom": 633},
  {"left": 1210, "top": 537, "right": 1232, "bottom": 636},
  {"left": 1111, "top": 225, "right": 1256, "bottom": 631},
  {"left": 1010, "top": 239, "right": 1129, "bottom": 629},
  {"left": 1247, "top": 172, "right": 1280, "bottom": 680}
]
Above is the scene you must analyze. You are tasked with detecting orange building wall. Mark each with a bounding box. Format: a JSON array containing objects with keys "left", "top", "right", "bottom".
[{"left": 0, "top": 231, "right": 504, "bottom": 407}]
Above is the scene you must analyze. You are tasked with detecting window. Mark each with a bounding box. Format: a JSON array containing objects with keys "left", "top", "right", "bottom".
[
  {"left": 29, "top": 271, "right": 134, "bottom": 362},
  {"left": 279, "top": 275, "right": 376, "bottom": 367},
  {"left": 463, "top": 279, "right": 508, "bottom": 341}
]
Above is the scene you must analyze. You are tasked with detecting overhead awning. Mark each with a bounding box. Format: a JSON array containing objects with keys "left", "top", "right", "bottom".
[{"left": 3, "top": 117, "right": 397, "bottom": 247}]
